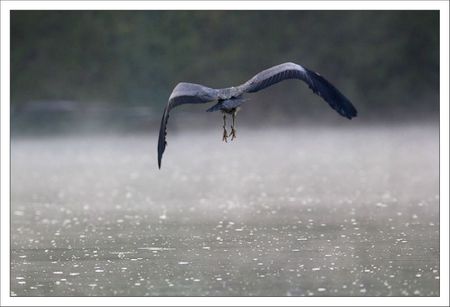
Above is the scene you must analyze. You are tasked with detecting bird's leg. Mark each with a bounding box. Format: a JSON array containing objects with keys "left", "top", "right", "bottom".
[
  {"left": 230, "top": 111, "right": 237, "bottom": 140},
  {"left": 222, "top": 114, "right": 228, "bottom": 142}
]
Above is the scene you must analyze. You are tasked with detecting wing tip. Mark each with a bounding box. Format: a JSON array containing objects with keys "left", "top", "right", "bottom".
[
  {"left": 157, "top": 142, "right": 165, "bottom": 169},
  {"left": 157, "top": 106, "right": 169, "bottom": 169},
  {"left": 306, "top": 68, "right": 358, "bottom": 120},
  {"left": 344, "top": 106, "right": 358, "bottom": 119}
]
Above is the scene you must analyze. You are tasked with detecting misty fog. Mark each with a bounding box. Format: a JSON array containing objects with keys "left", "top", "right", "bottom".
[{"left": 11, "top": 123, "right": 439, "bottom": 296}]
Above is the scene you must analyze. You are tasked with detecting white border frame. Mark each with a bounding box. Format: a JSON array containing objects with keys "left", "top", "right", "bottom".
[{"left": 1, "top": 1, "right": 448, "bottom": 306}]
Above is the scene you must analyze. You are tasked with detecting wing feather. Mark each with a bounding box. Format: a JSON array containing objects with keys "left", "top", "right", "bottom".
[
  {"left": 158, "top": 63, "right": 358, "bottom": 168},
  {"left": 239, "top": 62, "right": 357, "bottom": 119},
  {"left": 157, "top": 82, "right": 219, "bottom": 169}
]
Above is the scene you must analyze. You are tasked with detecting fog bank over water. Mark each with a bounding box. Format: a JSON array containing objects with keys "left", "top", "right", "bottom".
[{"left": 11, "top": 123, "right": 439, "bottom": 296}]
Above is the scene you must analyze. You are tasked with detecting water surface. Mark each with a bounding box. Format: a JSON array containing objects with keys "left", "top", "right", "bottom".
[{"left": 11, "top": 124, "right": 439, "bottom": 296}]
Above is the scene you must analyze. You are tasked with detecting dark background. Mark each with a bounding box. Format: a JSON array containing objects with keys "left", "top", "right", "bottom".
[{"left": 11, "top": 10, "right": 439, "bottom": 133}]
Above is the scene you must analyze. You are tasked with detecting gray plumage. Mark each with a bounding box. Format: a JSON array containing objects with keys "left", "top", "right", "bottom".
[{"left": 158, "top": 62, "right": 357, "bottom": 169}]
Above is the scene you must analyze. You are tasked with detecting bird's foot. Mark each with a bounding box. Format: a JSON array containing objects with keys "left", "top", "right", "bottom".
[
  {"left": 222, "top": 128, "right": 228, "bottom": 142},
  {"left": 230, "top": 127, "right": 236, "bottom": 140}
]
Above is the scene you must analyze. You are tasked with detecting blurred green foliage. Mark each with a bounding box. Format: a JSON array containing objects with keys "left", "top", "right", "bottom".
[{"left": 11, "top": 10, "right": 439, "bottom": 118}]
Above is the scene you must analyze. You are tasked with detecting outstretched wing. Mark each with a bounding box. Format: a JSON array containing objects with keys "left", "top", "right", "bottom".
[
  {"left": 238, "top": 62, "right": 357, "bottom": 119},
  {"left": 158, "top": 82, "right": 219, "bottom": 169}
]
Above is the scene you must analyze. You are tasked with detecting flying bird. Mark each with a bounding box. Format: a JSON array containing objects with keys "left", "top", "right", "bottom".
[{"left": 158, "top": 62, "right": 357, "bottom": 168}]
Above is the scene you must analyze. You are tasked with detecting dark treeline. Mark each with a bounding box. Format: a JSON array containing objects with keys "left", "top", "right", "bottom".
[{"left": 11, "top": 11, "right": 439, "bottom": 124}]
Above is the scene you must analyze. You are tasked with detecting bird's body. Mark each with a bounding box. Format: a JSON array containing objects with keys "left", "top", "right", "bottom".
[
  {"left": 158, "top": 62, "right": 357, "bottom": 168},
  {"left": 206, "top": 97, "right": 246, "bottom": 113}
]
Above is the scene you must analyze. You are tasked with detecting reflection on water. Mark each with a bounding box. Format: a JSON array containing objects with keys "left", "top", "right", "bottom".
[{"left": 11, "top": 124, "right": 439, "bottom": 296}]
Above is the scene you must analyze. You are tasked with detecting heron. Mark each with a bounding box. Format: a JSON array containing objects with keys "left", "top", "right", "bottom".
[{"left": 158, "top": 62, "right": 357, "bottom": 169}]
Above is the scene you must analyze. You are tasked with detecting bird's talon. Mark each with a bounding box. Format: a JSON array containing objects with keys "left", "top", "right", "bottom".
[
  {"left": 230, "top": 128, "right": 236, "bottom": 140},
  {"left": 222, "top": 129, "right": 228, "bottom": 142}
]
